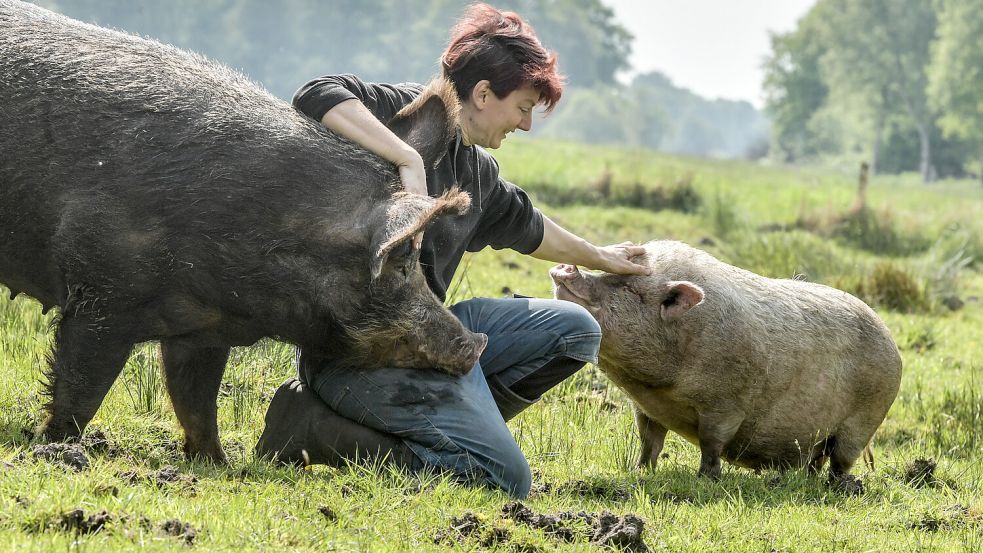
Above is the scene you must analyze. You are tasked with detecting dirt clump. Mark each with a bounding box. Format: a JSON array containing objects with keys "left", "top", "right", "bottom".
[
  {"left": 118, "top": 466, "right": 197, "bottom": 489},
  {"left": 828, "top": 474, "right": 864, "bottom": 495},
  {"left": 434, "top": 512, "right": 511, "bottom": 548},
  {"left": 592, "top": 511, "right": 647, "bottom": 551},
  {"left": 77, "top": 429, "right": 119, "bottom": 455},
  {"left": 318, "top": 505, "right": 337, "bottom": 522},
  {"left": 57, "top": 508, "right": 113, "bottom": 534},
  {"left": 159, "top": 518, "right": 198, "bottom": 544},
  {"left": 904, "top": 458, "right": 939, "bottom": 488},
  {"left": 910, "top": 504, "right": 976, "bottom": 533},
  {"left": 503, "top": 501, "right": 578, "bottom": 542},
  {"left": 26, "top": 443, "right": 89, "bottom": 471},
  {"left": 503, "top": 502, "right": 648, "bottom": 551}
]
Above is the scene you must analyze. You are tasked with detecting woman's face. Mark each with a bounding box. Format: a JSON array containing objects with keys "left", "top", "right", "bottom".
[{"left": 462, "top": 82, "right": 541, "bottom": 149}]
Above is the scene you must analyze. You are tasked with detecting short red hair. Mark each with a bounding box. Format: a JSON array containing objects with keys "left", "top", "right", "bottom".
[{"left": 440, "top": 3, "right": 564, "bottom": 112}]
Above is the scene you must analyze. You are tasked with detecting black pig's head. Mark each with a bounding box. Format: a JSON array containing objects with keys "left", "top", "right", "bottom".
[{"left": 343, "top": 188, "right": 485, "bottom": 375}]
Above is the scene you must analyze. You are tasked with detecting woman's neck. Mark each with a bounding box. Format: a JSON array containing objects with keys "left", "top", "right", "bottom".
[{"left": 458, "top": 102, "right": 478, "bottom": 147}]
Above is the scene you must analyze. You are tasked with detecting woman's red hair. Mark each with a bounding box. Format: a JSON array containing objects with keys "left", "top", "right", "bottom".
[{"left": 441, "top": 3, "right": 564, "bottom": 112}]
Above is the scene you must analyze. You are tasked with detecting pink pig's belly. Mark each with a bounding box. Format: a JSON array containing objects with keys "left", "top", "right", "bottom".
[{"left": 629, "top": 387, "right": 835, "bottom": 470}]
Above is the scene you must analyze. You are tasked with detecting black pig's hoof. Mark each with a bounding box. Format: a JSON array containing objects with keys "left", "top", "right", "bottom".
[{"left": 183, "top": 440, "right": 228, "bottom": 465}]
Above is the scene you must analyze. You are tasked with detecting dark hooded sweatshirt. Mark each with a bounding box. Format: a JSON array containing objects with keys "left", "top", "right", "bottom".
[{"left": 292, "top": 75, "right": 545, "bottom": 302}]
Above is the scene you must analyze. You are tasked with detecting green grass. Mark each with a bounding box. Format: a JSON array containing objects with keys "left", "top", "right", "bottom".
[{"left": 1, "top": 138, "right": 981, "bottom": 550}]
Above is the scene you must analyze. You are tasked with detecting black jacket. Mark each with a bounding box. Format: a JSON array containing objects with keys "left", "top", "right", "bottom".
[{"left": 293, "top": 74, "right": 545, "bottom": 301}]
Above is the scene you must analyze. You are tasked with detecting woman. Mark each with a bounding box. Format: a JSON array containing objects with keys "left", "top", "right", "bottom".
[{"left": 256, "top": 3, "right": 648, "bottom": 498}]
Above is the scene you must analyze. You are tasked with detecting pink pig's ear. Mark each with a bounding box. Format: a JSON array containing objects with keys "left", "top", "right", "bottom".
[{"left": 660, "top": 281, "right": 704, "bottom": 322}]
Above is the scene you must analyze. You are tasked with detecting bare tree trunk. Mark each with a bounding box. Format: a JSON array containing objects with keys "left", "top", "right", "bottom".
[
  {"left": 892, "top": 53, "right": 936, "bottom": 183},
  {"left": 871, "top": 109, "right": 884, "bottom": 176},
  {"left": 916, "top": 124, "right": 935, "bottom": 183}
]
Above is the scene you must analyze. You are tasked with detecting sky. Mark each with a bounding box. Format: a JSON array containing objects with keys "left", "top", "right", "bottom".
[{"left": 604, "top": 0, "right": 817, "bottom": 107}]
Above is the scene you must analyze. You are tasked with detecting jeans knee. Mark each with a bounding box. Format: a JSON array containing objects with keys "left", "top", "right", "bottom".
[
  {"left": 556, "top": 301, "right": 602, "bottom": 337},
  {"left": 497, "top": 453, "right": 532, "bottom": 499}
]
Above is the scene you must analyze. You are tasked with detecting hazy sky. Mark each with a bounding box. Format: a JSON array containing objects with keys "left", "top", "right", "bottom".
[{"left": 604, "top": 0, "right": 816, "bottom": 107}]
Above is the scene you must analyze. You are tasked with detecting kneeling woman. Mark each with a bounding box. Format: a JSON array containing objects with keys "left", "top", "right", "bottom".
[{"left": 256, "top": 3, "right": 648, "bottom": 499}]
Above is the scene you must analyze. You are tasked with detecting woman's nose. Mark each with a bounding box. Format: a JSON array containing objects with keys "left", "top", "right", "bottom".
[{"left": 518, "top": 113, "right": 532, "bottom": 132}]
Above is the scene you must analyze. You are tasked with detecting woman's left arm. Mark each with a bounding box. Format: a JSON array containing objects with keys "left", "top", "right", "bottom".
[{"left": 530, "top": 216, "right": 650, "bottom": 275}]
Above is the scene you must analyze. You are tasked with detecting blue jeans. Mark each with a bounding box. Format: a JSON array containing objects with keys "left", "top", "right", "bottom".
[{"left": 305, "top": 297, "right": 600, "bottom": 498}]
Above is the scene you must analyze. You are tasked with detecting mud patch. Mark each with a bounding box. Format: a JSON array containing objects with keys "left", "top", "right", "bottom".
[
  {"left": 26, "top": 507, "right": 197, "bottom": 543},
  {"left": 24, "top": 443, "right": 89, "bottom": 471},
  {"left": 118, "top": 465, "right": 198, "bottom": 490},
  {"left": 910, "top": 504, "right": 980, "bottom": 532},
  {"left": 434, "top": 512, "right": 511, "bottom": 548},
  {"left": 503, "top": 502, "right": 648, "bottom": 551},
  {"left": 828, "top": 474, "right": 864, "bottom": 496},
  {"left": 57, "top": 508, "right": 113, "bottom": 534},
  {"left": 159, "top": 518, "right": 198, "bottom": 545},
  {"left": 318, "top": 505, "right": 338, "bottom": 522},
  {"left": 903, "top": 458, "right": 940, "bottom": 488},
  {"left": 77, "top": 429, "right": 122, "bottom": 456}
]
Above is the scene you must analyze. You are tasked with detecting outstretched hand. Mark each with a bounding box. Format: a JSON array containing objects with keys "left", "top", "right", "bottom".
[{"left": 594, "top": 242, "right": 650, "bottom": 275}]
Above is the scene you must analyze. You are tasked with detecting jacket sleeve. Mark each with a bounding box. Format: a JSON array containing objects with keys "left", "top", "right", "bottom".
[
  {"left": 469, "top": 153, "right": 545, "bottom": 254},
  {"left": 292, "top": 74, "right": 423, "bottom": 123}
]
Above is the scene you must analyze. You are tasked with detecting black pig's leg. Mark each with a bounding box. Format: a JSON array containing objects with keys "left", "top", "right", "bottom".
[
  {"left": 635, "top": 406, "right": 668, "bottom": 469},
  {"left": 696, "top": 410, "right": 744, "bottom": 480},
  {"left": 160, "top": 340, "right": 230, "bottom": 463},
  {"left": 43, "top": 316, "right": 134, "bottom": 441}
]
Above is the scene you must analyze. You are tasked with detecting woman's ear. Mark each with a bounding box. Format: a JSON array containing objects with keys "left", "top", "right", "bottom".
[{"left": 470, "top": 80, "right": 491, "bottom": 109}]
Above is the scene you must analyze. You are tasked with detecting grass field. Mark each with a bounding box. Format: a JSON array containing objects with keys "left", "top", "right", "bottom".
[{"left": 0, "top": 138, "right": 980, "bottom": 551}]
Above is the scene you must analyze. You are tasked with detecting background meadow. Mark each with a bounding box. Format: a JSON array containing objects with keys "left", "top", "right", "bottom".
[{"left": 0, "top": 137, "right": 980, "bottom": 551}]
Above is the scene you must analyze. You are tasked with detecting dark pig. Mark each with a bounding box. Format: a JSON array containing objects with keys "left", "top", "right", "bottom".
[
  {"left": 0, "top": 0, "right": 486, "bottom": 462},
  {"left": 550, "top": 240, "right": 902, "bottom": 480}
]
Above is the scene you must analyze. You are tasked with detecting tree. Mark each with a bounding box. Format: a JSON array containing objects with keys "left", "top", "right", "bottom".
[
  {"left": 818, "top": 0, "right": 938, "bottom": 182},
  {"left": 762, "top": 6, "right": 830, "bottom": 163},
  {"left": 929, "top": 0, "right": 983, "bottom": 184}
]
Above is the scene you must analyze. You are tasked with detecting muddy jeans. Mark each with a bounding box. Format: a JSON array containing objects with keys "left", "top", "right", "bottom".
[{"left": 303, "top": 297, "right": 601, "bottom": 499}]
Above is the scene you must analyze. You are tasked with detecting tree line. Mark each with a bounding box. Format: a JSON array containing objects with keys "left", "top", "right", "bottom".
[
  {"left": 764, "top": 0, "right": 983, "bottom": 183},
  {"left": 33, "top": 0, "right": 767, "bottom": 160}
]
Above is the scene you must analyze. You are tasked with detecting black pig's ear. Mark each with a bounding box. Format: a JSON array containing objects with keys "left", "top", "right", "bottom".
[
  {"left": 388, "top": 77, "right": 461, "bottom": 169},
  {"left": 369, "top": 188, "right": 471, "bottom": 280},
  {"left": 660, "top": 281, "right": 705, "bottom": 322}
]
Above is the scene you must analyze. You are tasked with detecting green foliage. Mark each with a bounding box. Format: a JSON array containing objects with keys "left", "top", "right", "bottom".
[
  {"left": 764, "top": 0, "right": 983, "bottom": 181},
  {"left": 32, "top": 0, "right": 632, "bottom": 97},
  {"left": 928, "top": 0, "right": 983, "bottom": 180},
  {"left": 763, "top": 7, "right": 831, "bottom": 162}
]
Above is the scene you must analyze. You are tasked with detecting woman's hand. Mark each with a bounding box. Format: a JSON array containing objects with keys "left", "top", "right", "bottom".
[
  {"left": 396, "top": 151, "right": 428, "bottom": 197},
  {"left": 592, "top": 241, "right": 650, "bottom": 275}
]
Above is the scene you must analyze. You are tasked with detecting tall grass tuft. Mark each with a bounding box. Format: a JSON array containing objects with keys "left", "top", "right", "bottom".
[
  {"left": 849, "top": 262, "right": 930, "bottom": 313},
  {"left": 702, "top": 189, "right": 743, "bottom": 239},
  {"left": 122, "top": 344, "right": 166, "bottom": 416}
]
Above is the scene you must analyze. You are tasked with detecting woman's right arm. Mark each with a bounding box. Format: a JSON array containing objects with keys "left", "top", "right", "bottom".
[
  {"left": 320, "top": 99, "right": 427, "bottom": 196},
  {"left": 293, "top": 75, "right": 428, "bottom": 197}
]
